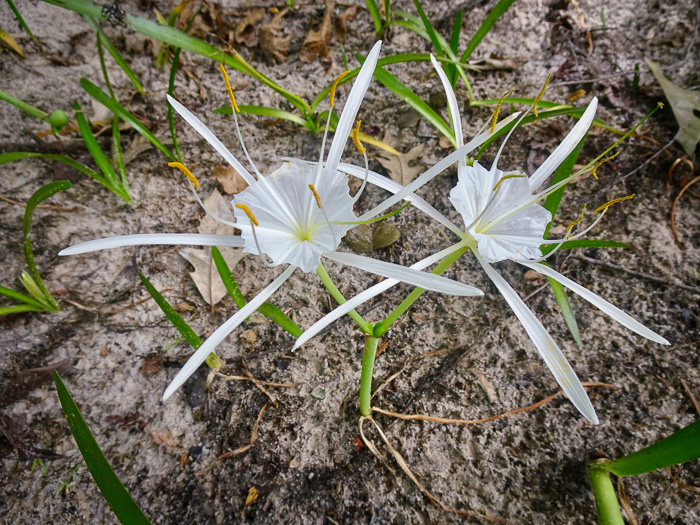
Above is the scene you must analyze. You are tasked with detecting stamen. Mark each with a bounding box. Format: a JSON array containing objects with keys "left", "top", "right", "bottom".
[
  {"left": 352, "top": 120, "right": 366, "bottom": 154},
  {"left": 533, "top": 74, "right": 551, "bottom": 118},
  {"left": 351, "top": 149, "right": 370, "bottom": 204},
  {"left": 168, "top": 161, "right": 199, "bottom": 187},
  {"left": 491, "top": 89, "right": 515, "bottom": 133},
  {"left": 492, "top": 173, "right": 527, "bottom": 192},
  {"left": 591, "top": 151, "right": 620, "bottom": 179},
  {"left": 191, "top": 187, "right": 238, "bottom": 227},
  {"left": 566, "top": 204, "right": 587, "bottom": 237},
  {"left": 330, "top": 71, "right": 350, "bottom": 109},
  {"left": 219, "top": 64, "right": 240, "bottom": 113},
  {"left": 595, "top": 194, "right": 634, "bottom": 214},
  {"left": 235, "top": 203, "right": 259, "bottom": 226},
  {"left": 308, "top": 184, "right": 322, "bottom": 208}
]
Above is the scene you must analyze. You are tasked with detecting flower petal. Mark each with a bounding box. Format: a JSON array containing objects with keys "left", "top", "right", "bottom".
[
  {"left": 528, "top": 98, "right": 598, "bottom": 191},
  {"left": 518, "top": 261, "right": 669, "bottom": 345},
  {"left": 358, "top": 113, "right": 521, "bottom": 223},
  {"left": 162, "top": 265, "right": 296, "bottom": 401},
  {"left": 473, "top": 250, "right": 598, "bottom": 424},
  {"left": 167, "top": 94, "right": 256, "bottom": 186},
  {"left": 293, "top": 244, "right": 465, "bottom": 349},
  {"left": 324, "top": 251, "right": 483, "bottom": 296},
  {"left": 337, "top": 162, "right": 464, "bottom": 237},
  {"left": 430, "top": 55, "right": 464, "bottom": 155},
  {"left": 59, "top": 233, "right": 245, "bottom": 256},
  {"left": 324, "top": 41, "right": 382, "bottom": 173}
]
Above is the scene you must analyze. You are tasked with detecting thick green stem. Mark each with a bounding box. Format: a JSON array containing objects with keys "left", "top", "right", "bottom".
[
  {"left": 374, "top": 245, "right": 469, "bottom": 337},
  {"left": 0, "top": 89, "right": 49, "bottom": 120},
  {"left": 359, "top": 336, "right": 380, "bottom": 417},
  {"left": 316, "top": 262, "right": 373, "bottom": 334},
  {"left": 588, "top": 465, "right": 624, "bottom": 525}
]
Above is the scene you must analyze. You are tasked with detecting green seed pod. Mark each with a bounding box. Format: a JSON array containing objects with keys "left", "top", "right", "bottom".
[{"left": 47, "top": 110, "right": 69, "bottom": 130}]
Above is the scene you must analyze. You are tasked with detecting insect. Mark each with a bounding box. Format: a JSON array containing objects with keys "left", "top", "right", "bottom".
[{"left": 101, "top": 2, "right": 126, "bottom": 27}]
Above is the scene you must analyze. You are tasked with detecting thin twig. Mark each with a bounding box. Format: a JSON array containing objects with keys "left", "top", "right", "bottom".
[
  {"left": 668, "top": 466, "right": 700, "bottom": 492},
  {"left": 571, "top": 255, "right": 700, "bottom": 294},
  {"left": 0, "top": 193, "right": 78, "bottom": 211},
  {"left": 372, "top": 382, "right": 619, "bottom": 426},
  {"left": 680, "top": 378, "right": 700, "bottom": 416},
  {"left": 617, "top": 477, "right": 639, "bottom": 525},
  {"left": 213, "top": 369, "right": 304, "bottom": 388},
  {"left": 670, "top": 175, "right": 700, "bottom": 246},
  {"left": 619, "top": 139, "right": 674, "bottom": 181}
]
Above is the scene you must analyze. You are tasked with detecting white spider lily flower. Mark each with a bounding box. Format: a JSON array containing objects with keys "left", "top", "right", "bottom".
[
  {"left": 60, "top": 41, "right": 484, "bottom": 402},
  {"left": 298, "top": 57, "right": 669, "bottom": 425}
]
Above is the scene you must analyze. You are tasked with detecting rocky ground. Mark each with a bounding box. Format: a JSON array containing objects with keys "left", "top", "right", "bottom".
[{"left": 0, "top": 0, "right": 698, "bottom": 523}]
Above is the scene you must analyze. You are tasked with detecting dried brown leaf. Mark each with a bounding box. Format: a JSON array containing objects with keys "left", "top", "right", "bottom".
[
  {"left": 468, "top": 53, "right": 525, "bottom": 72},
  {"left": 334, "top": 5, "right": 358, "bottom": 43},
  {"left": 299, "top": 0, "right": 334, "bottom": 63},
  {"left": 235, "top": 8, "right": 265, "bottom": 47},
  {"left": 212, "top": 165, "right": 249, "bottom": 194},
  {"left": 375, "top": 137, "right": 425, "bottom": 186},
  {"left": 151, "top": 429, "right": 180, "bottom": 448},
  {"left": 0, "top": 359, "right": 74, "bottom": 407},
  {"left": 259, "top": 9, "right": 291, "bottom": 64}
]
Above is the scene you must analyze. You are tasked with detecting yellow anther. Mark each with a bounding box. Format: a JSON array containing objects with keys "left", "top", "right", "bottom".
[
  {"left": 566, "top": 204, "right": 587, "bottom": 236},
  {"left": 591, "top": 151, "right": 620, "bottom": 180},
  {"left": 352, "top": 120, "right": 366, "bottom": 154},
  {"left": 491, "top": 89, "right": 515, "bottom": 133},
  {"left": 595, "top": 194, "right": 634, "bottom": 214},
  {"left": 533, "top": 74, "right": 551, "bottom": 117},
  {"left": 492, "top": 173, "right": 527, "bottom": 191},
  {"left": 235, "top": 203, "right": 259, "bottom": 226},
  {"left": 219, "top": 64, "right": 240, "bottom": 113},
  {"left": 308, "top": 184, "right": 322, "bottom": 208},
  {"left": 168, "top": 162, "right": 199, "bottom": 188},
  {"left": 657, "top": 101, "right": 664, "bottom": 109},
  {"left": 329, "top": 71, "right": 350, "bottom": 109}
]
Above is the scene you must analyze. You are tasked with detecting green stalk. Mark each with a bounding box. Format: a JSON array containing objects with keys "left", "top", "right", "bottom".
[
  {"left": 374, "top": 245, "right": 468, "bottom": 337},
  {"left": 359, "top": 336, "right": 380, "bottom": 417},
  {"left": 0, "top": 89, "right": 49, "bottom": 120},
  {"left": 316, "top": 262, "right": 373, "bottom": 334},
  {"left": 588, "top": 464, "right": 625, "bottom": 525}
]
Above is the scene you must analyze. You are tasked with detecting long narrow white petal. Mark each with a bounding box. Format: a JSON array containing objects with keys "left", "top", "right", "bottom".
[
  {"left": 358, "top": 113, "right": 522, "bottom": 223},
  {"left": 294, "top": 244, "right": 464, "bottom": 349},
  {"left": 337, "top": 162, "right": 463, "bottom": 237},
  {"left": 430, "top": 55, "right": 465, "bottom": 157},
  {"left": 528, "top": 98, "right": 598, "bottom": 191},
  {"left": 518, "top": 261, "right": 669, "bottom": 345},
  {"left": 162, "top": 265, "right": 296, "bottom": 401},
  {"left": 473, "top": 250, "right": 598, "bottom": 424},
  {"left": 324, "top": 251, "right": 482, "bottom": 296},
  {"left": 167, "top": 94, "right": 256, "bottom": 186},
  {"left": 325, "top": 41, "right": 382, "bottom": 173},
  {"left": 59, "top": 234, "right": 245, "bottom": 256}
]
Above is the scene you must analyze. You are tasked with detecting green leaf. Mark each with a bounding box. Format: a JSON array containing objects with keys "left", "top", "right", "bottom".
[
  {"left": 112, "top": 116, "right": 129, "bottom": 189},
  {"left": 54, "top": 372, "right": 151, "bottom": 525},
  {"left": 0, "top": 284, "right": 47, "bottom": 310},
  {"left": 460, "top": 0, "right": 517, "bottom": 64},
  {"left": 546, "top": 274, "right": 582, "bottom": 346},
  {"left": 85, "top": 17, "right": 145, "bottom": 95},
  {"left": 5, "top": 0, "right": 35, "bottom": 39},
  {"left": 22, "top": 181, "right": 72, "bottom": 313},
  {"left": 413, "top": 0, "right": 443, "bottom": 58},
  {"left": 80, "top": 79, "right": 176, "bottom": 162},
  {"left": 588, "top": 467, "right": 625, "bottom": 525},
  {"left": 211, "top": 247, "right": 302, "bottom": 338},
  {"left": 598, "top": 420, "right": 700, "bottom": 477},
  {"left": 214, "top": 104, "right": 313, "bottom": 131},
  {"left": 447, "top": 9, "right": 463, "bottom": 86},
  {"left": 366, "top": 0, "right": 383, "bottom": 35},
  {"left": 0, "top": 152, "right": 109, "bottom": 188},
  {"left": 138, "top": 272, "right": 202, "bottom": 349},
  {"left": 0, "top": 304, "right": 47, "bottom": 315},
  {"left": 541, "top": 239, "right": 629, "bottom": 255}
]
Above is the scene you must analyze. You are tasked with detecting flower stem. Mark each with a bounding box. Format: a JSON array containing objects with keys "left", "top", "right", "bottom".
[
  {"left": 374, "top": 245, "right": 469, "bottom": 337},
  {"left": 359, "top": 336, "right": 380, "bottom": 417},
  {"left": 588, "top": 463, "right": 624, "bottom": 525},
  {"left": 316, "top": 262, "right": 373, "bottom": 334}
]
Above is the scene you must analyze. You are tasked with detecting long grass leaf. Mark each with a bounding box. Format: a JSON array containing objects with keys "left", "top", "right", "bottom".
[
  {"left": 546, "top": 274, "right": 582, "bottom": 345},
  {"left": 460, "top": 0, "right": 517, "bottom": 63},
  {"left": 541, "top": 239, "right": 629, "bottom": 255},
  {"left": 413, "top": 0, "right": 443, "bottom": 57},
  {"left": 447, "top": 9, "right": 463, "bottom": 85},
  {"left": 0, "top": 284, "right": 47, "bottom": 310},
  {"left": 211, "top": 247, "right": 302, "bottom": 338},
  {"left": 0, "top": 304, "right": 47, "bottom": 315},
  {"left": 365, "top": 0, "right": 383, "bottom": 35},
  {"left": 5, "top": 0, "right": 35, "bottom": 39},
  {"left": 0, "top": 152, "right": 108, "bottom": 187},
  {"left": 80, "top": 79, "right": 176, "bottom": 161},
  {"left": 214, "top": 105, "right": 313, "bottom": 130},
  {"left": 73, "top": 102, "right": 121, "bottom": 186},
  {"left": 54, "top": 372, "right": 151, "bottom": 525}
]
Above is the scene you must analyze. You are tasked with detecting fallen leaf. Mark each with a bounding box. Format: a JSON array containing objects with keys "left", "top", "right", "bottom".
[
  {"left": 240, "top": 329, "right": 256, "bottom": 344},
  {"left": 299, "top": 0, "right": 334, "bottom": 63},
  {"left": 375, "top": 136, "right": 425, "bottom": 186},
  {"left": 468, "top": 53, "right": 525, "bottom": 72},
  {"left": 151, "top": 429, "right": 180, "bottom": 448},
  {"left": 212, "top": 165, "right": 249, "bottom": 194},
  {"left": 647, "top": 60, "right": 700, "bottom": 156},
  {"left": 122, "top": 134, "right": 154, "bottom": 165},
  {"left": 0, "top": 28, "right": 24, "bottom": 57},
  {"left": 523, "top": 269, "right": 545, "bottom": 284},
  {"left": 0, "top": 359, "right": 74, "bottom": 407},
  {"left": 334, "top": 5, "right": 358, "bottom": 43},
  {"left": 235, "top": 8, "right": 265, "bottom": 47},
  {"left": 0, "top": 415, "right": 61, "bottom": 460},
  {"left": 259, "top": 9, "right": 291, "bottom": 64},
  {"left": 246, "top": 486, "right": 259, "bottom": 505},
  {"left": 344, "top": 222, "right": 400, "bottom": 252},
  {"left": 371, "top": 222, "right": 400, "bottom": 250},
  {"left": 180, "top": 190, "right": 244, "bottom": 305},
  {"left": 141, "top": 354, "right": 164, "bottom": 377}
]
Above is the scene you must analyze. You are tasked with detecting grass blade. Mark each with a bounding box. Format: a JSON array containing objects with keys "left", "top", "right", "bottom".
[
  {"left": 85, "top": 17, "right": 145, "bottom": 95},
  {"left": 0, "top": 284, "right": 47, "bottom": 310},
  {"left": 546, "top": 274, "right": 582, "bottom": 345},
  {"left": 541, "top": 239, "right": 629, "bottom": 255},
  {"left": 413, "top": 0, "right": 443, "bottom": 57},
  {"left": 5, "top": 0, "right": 35, "bottom": 39},
  {"left": 599, "top": 420, "right": 700, "bottom": 477},
  {"left": 112, "top": 116, "right": 129, "bottom": 189},
  {"left": 447, "top": 9, "right": 463, "bottom": 86},
  {"left": 54, "top": 372, "right": 151, "bottom": 525},
  {"left": 80, "top": 78, "right": 176, "bottom": 161},
  {"left": 214, "top": 104, "right": 313, "bottom": 131},
  {"left": 211, "top": 247, "right": 302, "bottom": 338},
  {"left": 0, "top": 152, "right": 110, "bottom": 189},
  {"left": 460, "top": 0, "right": 517, "bottom": 64},
  {"left": 0, "top": 304, "right": 46, "bottom": 315},
  {"left": 365, "top": 0, "right": 383, "bottom": 35}
]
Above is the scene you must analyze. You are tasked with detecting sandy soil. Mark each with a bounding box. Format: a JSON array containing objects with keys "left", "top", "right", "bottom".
[{"left": 0, "top": 0, "right": 698, "bottom": 523}]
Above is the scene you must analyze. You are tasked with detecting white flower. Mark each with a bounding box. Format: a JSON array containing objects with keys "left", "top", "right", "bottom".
[
  {"left": 60, "top": 42, "right": 484, "bottom": 402},
  {"left": 294, "top": 56, "right": 670, "bottom": 425}
]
